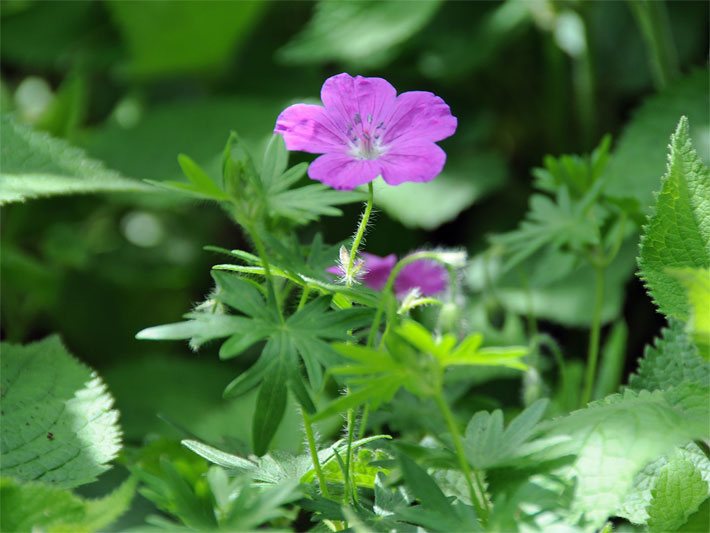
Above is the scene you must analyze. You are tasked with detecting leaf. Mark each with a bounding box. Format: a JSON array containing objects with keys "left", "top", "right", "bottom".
[
  {"left": 592, "top": 320, "right": 628, "bottom": 400},
  {"left": 638, "top": 116, "right": 710, "bottom": 320},
  {"left": 463, "top": 399, "right": 549, "bottom": 470},
  {"left": 0, "top": 114, "right": 149, "bottom": 205},
  {"left": 618, "top": 442, "right": 710, "bottom": 527},
  {"left": 628, "top": 320, "right": 710, "bottom": 392},
  {"left": 373, "top": 154, "right": 507, "bottom": 230},
  {"left": 537, "top": 386, "right": 710, "bottom": 528},
  {"left": 261, "top": 134, "right": 289, "bottom": 188},
  {"left": 106, "top": 0, "right": 265, "bottom": 79},
  {"left": 278, "top": 0, "right": 442, "bottom": 68},
  {"left": 252, "top": 355, "right": 288, "bottom": 456},
  {"left": 181, "top": 440, "right": 256, "bottom": 473},
  {"left": 604, "top": 70, "right": 709, "bottom": 211},
  {"left": 0, "top": 336, "right": 121, "bottom": 488},
  {"left": 667, "top": 267, "right": 710, "bottom": 359},
  {"left": 0, "top": 476, "right": 136, "bottom": 533},
  {"left": 268, "top": 183, "right": 366, "bottom": 225}
]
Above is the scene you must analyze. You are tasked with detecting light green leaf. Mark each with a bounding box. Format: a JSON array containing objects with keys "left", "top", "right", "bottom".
[
  {"left": 278, "top": 0, "right": 442, "bottom": 68},
  {"left": 628, "top": 320, "right": 710, "bottom": 392},
  {"left": 373, "top": 154, "right": 507, "bottom": 230},
  {"left": 618, "top": 443, "right": 710, "bottom": 527},
  {"left": 667, "top": 267, "right": 710, "bottom": 359},
  {"left": 604, "top": 71, "right": 709, "bottom": 211},
  {"left": 537, "top": 386, "right": 709, "bottom": 528},
  {"left": 0, "top": 476, "right": 135, "bottom": 533},
  {"left": 638, "top": 116, "right": 710, "bottom": 320},
  {"left": 107, "top": 0, "right": 265, "bottom": 79},
  {"left": 0, "top": 114, "right": 149, "bottom": 205},
  {"left": 0, "top": 336, "right": 121, "bottom": 488}
]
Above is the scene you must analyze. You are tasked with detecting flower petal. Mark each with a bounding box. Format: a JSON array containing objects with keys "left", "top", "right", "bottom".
[
  {"left": 308, "top": 152, "right": 382, "bottom": 190},
  {"left": 321, "top": 73, "right": 397, "bottom": 135},
  {"left": 361, "top": 253, "right": 397, "bottom": 290},
  {"left": 274, "top": 103, "right": 347, "bottom": 154},
  {"left": 379, "top": 141, "right": 446, "bottom": 185},
  {"left": 395, "top": 259, "right": 448, "bottom": 297},
  {"left": 383, "top": 91, "right": 457, "bottom": 144}
]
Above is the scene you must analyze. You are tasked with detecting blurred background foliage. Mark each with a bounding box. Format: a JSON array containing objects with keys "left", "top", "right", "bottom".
[{"left": 0, "top": 0, "right": 708, "bottom": 527}]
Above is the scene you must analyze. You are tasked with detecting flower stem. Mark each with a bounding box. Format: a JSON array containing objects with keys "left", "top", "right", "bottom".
[
  {"left": 246, "top": 223, "right": 284, "bottom": 324},
  {"left": 581, "top": 265, "right": 605, "bottom": 406},
  {"left": 346, "top": 182, "right": 374, "bottom": 286},
  {"left": 433, "top": 391, "right": 489, "bottom": 524},
  {"left": 303, "top": 410, "right": 330, "bottom": 498}
]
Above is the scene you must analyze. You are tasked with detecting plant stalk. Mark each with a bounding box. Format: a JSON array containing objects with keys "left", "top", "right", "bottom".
[
  {"left": 303, "top": 411, "right": 330, "bottom": 498},
  {"left": 433, "top": 391, "right": 489, "bottom": 524},
  {"left": 346, "top": 182, "right": 374, "bottom": 286},
  {"left": 581, "top": 265, "right": 606, "bottom": 406}
]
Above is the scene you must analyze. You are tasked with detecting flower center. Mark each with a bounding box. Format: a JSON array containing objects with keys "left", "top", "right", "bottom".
[{"left": 346, "top": 113, "right": 387, "bottom": 160}]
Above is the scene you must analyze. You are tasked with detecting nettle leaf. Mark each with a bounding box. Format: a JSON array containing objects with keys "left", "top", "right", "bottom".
[
  {"left": 536, "top": 386, "right": 710, "bottom": 528},
  {"left": 618, "top": 442, "right": 710, "bottom": 528},
  {"left": 0, "top": 114, "right": 150, "bottom": 205},
  {"left": 604, "top": 70, "right": 709, "bottom": 212},
  {"left": 0, "top": 336, "right": 121, "bottom": 488},
  {"left": 0, "top": 476, "right": 136, "bottom": 533},
  {"left": 638, "top": 116, "right": 710, "bottom": 321},
  {"left": 277, "top": 0, "right": 442, "bottom": 68},
  {"left": 627, "top": 320, "right": 710, "bottom": 392},
  {"left": 463, "top": 399, "right": 550, "bottom": 470}
]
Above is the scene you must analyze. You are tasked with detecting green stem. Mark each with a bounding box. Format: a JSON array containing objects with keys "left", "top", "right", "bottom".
[
  {"left": 581, "top": 265, "right": 605, "bottom": 406},
  {"left": 627, "top": 0, "right": 679, "bottom": 90},
  {"left": 343, "top": 407, "right": 358, "bottom": 504},
  {"left": 346, "top": 182, "right": 374, "bottom": 286},
  {"left": 357, "top": 404, "right": 369, "bottom": 439},
  {"left": 303, "top": 410, "right": 330, "bottom": 498},
  {"left": 433, "top": 391, "right": 489, "bottom": 524},
  {"left": 246, "top": 223, "right": 284, "bottom": 324}
]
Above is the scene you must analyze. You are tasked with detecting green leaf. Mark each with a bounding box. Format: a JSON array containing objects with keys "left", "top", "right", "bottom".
[
  {"left": 604, "top": 71, "right": 709, "bottom": 211},
  {"left": 0, "top": 114, "right": 149, "bottom": 205},
  {"left": 373, "top": 154, "right": 507, "bottom": 230},
  {"left": 638, "top": 116, "right": 710, "bottom": 320},
  {"left": 463, "top": 399, "right": 549, "bottom": 469},
  {"left": 181, "top": 440, "right": 256, "bottom": 473},
  {"left": 0, "top": 336, "right": 121, "bottom": 488},
  {"left": 136, "top": 312, "right": 254, "bottom": 351},
  {"left": 268, "top": 183, "right": 365, "bottom": 225},
  {"left": 106, "top": 0, "right": 265, "bottom": 79},
  {"left": 667, "top": 267, "right": 710, "bottom": 359},
  {"left": 628, "top": 320, "right": 710, "bottom": 392},
  {"left": 278, "top": 0, "right": 442, "bottom": 68},
  {"left": 0, "top": 476, "right": 136, "bottom": 533},
  {"left": 537, "top": 386, "right": 709, "bottom": 528},
  {"left": 172, "top": 153, "right": 230, "bottom": 200},
  {"left": 618, "top": 442, "right": 710, "bottom": 527},
  {"left": 252, "top": 355, "right": 288, "bottom": 456},
  {"left": 261, "top": 134, "right": 289, "bottom": 188}
]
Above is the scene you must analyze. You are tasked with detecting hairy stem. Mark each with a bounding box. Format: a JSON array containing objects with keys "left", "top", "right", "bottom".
[
  {"left": 581, "top": 265, "right": 606, "bottom": 406},
  {"left": 303, "top": 410, "right": 330, "bottom": 498},
  {"left": 433, "top": 391, "right": 489, "bottom": 524},
  {"left": 346, "top": 182, "right": 374, "bottom": 286}
]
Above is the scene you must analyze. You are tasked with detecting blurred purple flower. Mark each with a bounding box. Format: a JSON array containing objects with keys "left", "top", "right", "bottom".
[
  {"left": 275, "top": 73, "right": 457, "bottom": 190},
  {"left": 327, "top": 252, "right": 447, "bottom": 297}
]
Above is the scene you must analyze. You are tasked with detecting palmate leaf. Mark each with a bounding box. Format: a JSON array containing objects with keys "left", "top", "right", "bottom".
[
  {"left": 0, "top": 476, "right": 136, "bottom": 533},
  {"left": 638, "top": 116, "right": 710, "bottom": 321},
  {"left": 0, "top": 336, "right": 121, "bottom": 488},
  {"left": 0, "top": 114, "right": 150, "bottom": 205},
  {"left": 535, "top": 385, "right": 710, "bottom": 528}
]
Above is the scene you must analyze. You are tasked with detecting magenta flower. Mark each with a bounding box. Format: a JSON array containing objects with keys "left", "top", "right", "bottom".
[
  {"left": 274, "top": 73, "right": 457, "bottom": 190},
  {"left": 328, "top": 252, "right": 448, "bottom": 298}
]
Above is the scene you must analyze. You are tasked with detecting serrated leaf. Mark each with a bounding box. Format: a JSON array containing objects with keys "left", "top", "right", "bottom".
[
  {"left": 537, "top": 386, "right": 710, "bottom": 528},
  {"left": 0, "top": 476, "right": 135, "bottom": 533},
  {"left": 277, "top": 0, "right": 442, "bottom": 68},
  {"left": 638, "top": 116, "right": 710, "bottom": 320},
  {"left": 0, "top": 336, "right": 121, "bottom": 488},
  {"left": 667, "top": 267, "right": 710, "bottom": 359},
  {"left": 0, "top": 114, "right": 150, "bottom": 205},
  {"left": 618, "top": 442, "right": 710, "bottom": 526},
  {"left": 604, "top": 71, "right": 709, "bottom": 211},
  {"left": 628, "top": 320, "right": 710, "bottom": 392}
]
